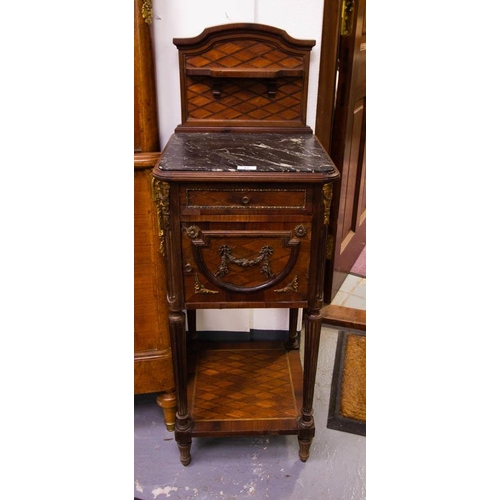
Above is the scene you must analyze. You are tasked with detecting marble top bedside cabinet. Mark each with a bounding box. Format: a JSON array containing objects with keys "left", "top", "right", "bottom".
[{"left": 152, "top": 23, "right": 340, "bottom": 465}]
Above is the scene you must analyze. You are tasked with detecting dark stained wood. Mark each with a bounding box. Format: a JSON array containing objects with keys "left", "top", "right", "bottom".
[
  {"left": 316, "top": 0, "right": 367, "bottom": 302},
  {"left": 134, "top": 0, "right": 176, "bottom": 430},
  {"left": 285, "top": 308, "right": 300, "bottom": 350},
  {"left": 173, "top": 23, "right": 316, "bottom": 49},
  {"left": 171, "top": 126, "right": 315, "bottom": 134},
  {"left": 153, "top": 170, "right": 334, "bottom": 184},
  {"left": 152, "top": 23, "right": 340, "bottom": 465},
  {"left": 180, "top": 184, "right": 311, "bottom": 215},
  {"left": 185, "top": 67, "right": 304, "bottom": 78}
]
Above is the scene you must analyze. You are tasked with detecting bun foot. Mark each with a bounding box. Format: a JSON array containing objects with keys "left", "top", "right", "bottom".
[{"left": 298, "top": 438, "right": 311, "bottom": 462}]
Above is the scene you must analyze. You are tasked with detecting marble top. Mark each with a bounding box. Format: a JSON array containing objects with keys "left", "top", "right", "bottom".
[{"left": 157, "top": 133, "right": 338, "bottom": 174}]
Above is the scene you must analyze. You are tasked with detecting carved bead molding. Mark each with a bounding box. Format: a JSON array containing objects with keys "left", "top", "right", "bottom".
[
  {"left": 322, "top": 183, "right": 334, "bottom": 225},
  {"left": 141, "top": 0, "right": 153, "bottom": 24},
  {"left": 152, "top": 178, "right": 170, "bottom": 256}
]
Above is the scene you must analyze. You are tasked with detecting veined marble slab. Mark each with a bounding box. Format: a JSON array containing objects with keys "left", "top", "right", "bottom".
[{"left": 157, "top": 133, "right": 337, "bottom": 174}]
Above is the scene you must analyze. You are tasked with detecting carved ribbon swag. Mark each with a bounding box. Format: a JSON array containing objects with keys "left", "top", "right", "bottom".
[{"left": 215, "top": 245, "right": 275, "bottom": 279}]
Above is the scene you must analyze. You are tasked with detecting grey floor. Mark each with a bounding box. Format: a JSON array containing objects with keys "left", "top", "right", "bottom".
[{"left": 134, "top": 276, "right": 366, "bottom": 500}]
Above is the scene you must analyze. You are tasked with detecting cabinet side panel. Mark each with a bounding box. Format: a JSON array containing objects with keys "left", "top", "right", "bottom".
[{"left": 134, "top": 168, "right": 174, "bottom": 394}]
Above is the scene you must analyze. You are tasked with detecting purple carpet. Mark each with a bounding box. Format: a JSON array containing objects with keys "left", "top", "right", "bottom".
[{"left": 350, "top": 246, "right": 366, "bottom": 277}]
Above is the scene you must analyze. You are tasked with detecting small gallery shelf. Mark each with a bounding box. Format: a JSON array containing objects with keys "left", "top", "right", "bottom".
[
  {"left": 185, "top": 67, "right": 304, "bottom": 79},
  {"left": 185, "top": 67, "right": 305, "bottom": 98}
]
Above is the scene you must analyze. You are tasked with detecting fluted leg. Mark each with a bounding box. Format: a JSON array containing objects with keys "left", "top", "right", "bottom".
[
  {"left": 298, "top": 307, "right": 322, "bottom": 462},
  {"left": 169, "top": 309, "right": 192, "bottom": 465}
]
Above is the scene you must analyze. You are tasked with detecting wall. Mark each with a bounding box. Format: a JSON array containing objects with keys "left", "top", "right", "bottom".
[{"left": 150, "top": 0, "right": 325, "bottom": 333}]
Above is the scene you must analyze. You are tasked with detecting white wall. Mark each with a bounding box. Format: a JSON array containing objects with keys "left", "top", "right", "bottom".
[
  {"left": 254, "top": 0, "right": 324, "bottom": 137},
  {"left": 151, "top": 0, "right": 256, "bottom": 147},
  {"left": 150, "top": 0, "right": 324, "bottom": 332}
]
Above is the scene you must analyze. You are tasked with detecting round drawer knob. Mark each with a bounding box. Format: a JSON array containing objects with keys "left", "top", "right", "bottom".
[
  {"left": 184, "top": 263, "right": 193, "bottom": 273},
  {"left": 241, "top": 196, "right": 250, "bottom": 205}
]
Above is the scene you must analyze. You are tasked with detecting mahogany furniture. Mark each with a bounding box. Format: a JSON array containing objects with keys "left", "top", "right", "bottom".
[
  {"left": 134, "top": 0, "right": 176, "bottom": 430},
  {"left": 152, "top": 23, "right": 339, "bottom": 465}
]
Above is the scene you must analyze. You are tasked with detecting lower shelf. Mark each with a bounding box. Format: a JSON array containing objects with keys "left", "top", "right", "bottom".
[{"left": 187, "top": 341, "right": 303, "bottom": 438}]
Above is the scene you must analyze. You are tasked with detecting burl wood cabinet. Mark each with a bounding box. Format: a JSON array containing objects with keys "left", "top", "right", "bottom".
[
  {"left": 134, "top": 0, "right": 175, "bottom": 429},
  {"left": 152, "top": 23, "right": 339, "bottom": 465}
]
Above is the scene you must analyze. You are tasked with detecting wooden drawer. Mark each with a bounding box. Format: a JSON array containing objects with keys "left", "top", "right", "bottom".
[
  {"left": 180, "top": 221, "right": 311, "bottom": 307},
  {"left": 179, "top": 184, "right": 313, "bottom": 216}
]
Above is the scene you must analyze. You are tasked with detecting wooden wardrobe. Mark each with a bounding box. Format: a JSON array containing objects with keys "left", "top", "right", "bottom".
[{"left": 134, "top": 0, "right": 176, "bottom": 430}]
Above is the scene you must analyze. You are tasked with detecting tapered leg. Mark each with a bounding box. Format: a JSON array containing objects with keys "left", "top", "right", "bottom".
[
  {"left": 169, "top": 309, "right": 192, "bottom": 465},
  {"left": 298, "top": 307, "right": 322, "bottom": 462},
  {"left": 156, "top": 391, "right": 176, "bottom": 432},
  {"left": 285, "top": 308, "right": 300, "bottom": 350}
]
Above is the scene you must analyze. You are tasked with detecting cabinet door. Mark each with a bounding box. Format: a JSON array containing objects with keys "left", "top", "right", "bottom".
[{"left": 181, "top": 222, "right": 311, "bottom": 307}]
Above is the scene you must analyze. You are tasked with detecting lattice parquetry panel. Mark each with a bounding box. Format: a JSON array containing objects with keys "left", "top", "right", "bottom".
[
  {"left": 184, "top": 40, "right": 305, "bottom": 124},
  {"left": 185, "top": 40, "right": 303, "bottom": 70},
  {"left": 191, "top": 348, "right": 298, "bottom": 421},
  {"left": 186, "top": 77, "right": 302, "bottom": 122}
]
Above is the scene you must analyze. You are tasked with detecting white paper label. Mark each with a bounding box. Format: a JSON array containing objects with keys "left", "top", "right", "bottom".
[{"left": 237, "top": 166, "right": 257, "bottom": 171}]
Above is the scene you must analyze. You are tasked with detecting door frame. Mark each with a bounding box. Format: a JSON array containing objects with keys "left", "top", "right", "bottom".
[
  {"left": 315, "top": 0, "right": 342, "bottom": 155},
  {"left": 315, "top": 0, "right": 343, "bottom": 303},
  {"left": 315, "top": 0, "right": 366, "bottom": 304}
]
